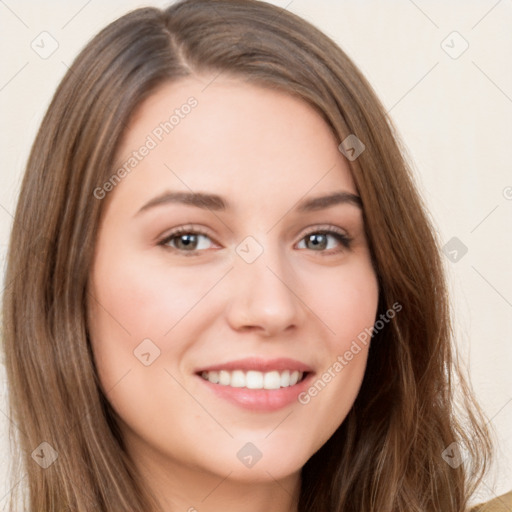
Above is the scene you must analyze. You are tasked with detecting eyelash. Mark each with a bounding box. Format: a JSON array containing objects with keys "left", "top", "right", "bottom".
[{"left": 157, "top": 224, "right": 353, "bottom": 257}]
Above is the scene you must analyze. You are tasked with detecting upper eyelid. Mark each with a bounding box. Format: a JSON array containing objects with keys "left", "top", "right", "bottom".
[
  {"left": 160, "top": 225, "right": 214, "bottom": 240},
  {"left": 160, "top": 223, "right": 348, "bottom": 238},
  {"left": 302, "top": 224, "right": 348, "bottom": 236},
  {"left": 158, "top": 228, "right": 215, "bottom": 248}
]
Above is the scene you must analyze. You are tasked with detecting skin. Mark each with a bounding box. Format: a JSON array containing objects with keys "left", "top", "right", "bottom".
[{"left": 87, "top": 75, "right": 379, "bottom": 512}]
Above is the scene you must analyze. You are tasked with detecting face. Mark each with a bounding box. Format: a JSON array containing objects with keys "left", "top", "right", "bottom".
[{"left": 87, "top": 76, "right": 379, "bottom": 489}]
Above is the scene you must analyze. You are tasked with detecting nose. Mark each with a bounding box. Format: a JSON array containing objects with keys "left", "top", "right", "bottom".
[{"left": 224, "top": 241, "right": 304, "bottom": 337}]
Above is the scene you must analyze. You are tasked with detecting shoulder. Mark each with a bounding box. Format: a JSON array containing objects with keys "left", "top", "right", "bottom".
[{"left": 470, "top": 490, "right": 512, "bottom": 511}]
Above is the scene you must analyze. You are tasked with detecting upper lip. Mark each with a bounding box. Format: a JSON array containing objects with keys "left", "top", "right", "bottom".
[{"left": 195, "top": 357, "right": 314, "bottom": 374}]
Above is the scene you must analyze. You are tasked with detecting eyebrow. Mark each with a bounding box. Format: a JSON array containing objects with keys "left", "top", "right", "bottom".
[{"left": 135, "top": 190, "right": 362, "bottom": 216}]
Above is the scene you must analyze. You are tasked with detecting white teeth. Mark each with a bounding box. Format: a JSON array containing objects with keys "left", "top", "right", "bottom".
[
  {"left": 263, "top": 371, "right": 281, "bottom": 390},
  {"left": 246, "top": 370, "right": 263, "bottom": 389},
  {"left": 219, "top": 370, "right": 230, "bottom": 386},
  {"left": 200, "top": 369, "right": 305, "bottom": 389},
  {"left": 290, "top": 370, "right": 299, "bottom": 386},
  {"left": 230, "top": 370, "right": 245, "bottom": 388},
  {"left": 204, "top": 370, "right": 219, "bottom": 384}
]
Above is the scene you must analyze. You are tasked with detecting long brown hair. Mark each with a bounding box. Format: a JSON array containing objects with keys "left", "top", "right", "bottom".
[{"left": 2, "top": 1, "right": 493, "bottom": 510}]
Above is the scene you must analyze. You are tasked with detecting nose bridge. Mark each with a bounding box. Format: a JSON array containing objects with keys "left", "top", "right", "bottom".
[{"left": 226, "top": 233, "right": 302, "bottom": 334}]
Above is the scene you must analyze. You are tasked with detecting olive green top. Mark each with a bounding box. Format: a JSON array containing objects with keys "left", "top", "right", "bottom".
[{"left": 470, "top": 491, "right": 512, "bottom": 511}]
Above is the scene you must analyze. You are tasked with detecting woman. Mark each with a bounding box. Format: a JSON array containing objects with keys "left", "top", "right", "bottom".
[{"left": 2, "top": 0, "right": 507, "bottom": 510}]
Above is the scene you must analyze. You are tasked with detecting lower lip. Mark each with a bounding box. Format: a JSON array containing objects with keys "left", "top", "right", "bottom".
[{"left": 196, "top": 373, "right": 314, "bottom": 412}]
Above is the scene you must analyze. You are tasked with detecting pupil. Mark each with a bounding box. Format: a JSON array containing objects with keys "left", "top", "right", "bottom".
[
  {"left": 179, "top": 234, "right": 196, "bottom": 249},
  {"left": 309, "top": 233, "right": 326, "bottom": 250}
]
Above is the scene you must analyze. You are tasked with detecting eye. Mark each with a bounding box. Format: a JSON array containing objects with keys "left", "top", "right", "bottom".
[
  {"left": 158, "top": 226, "right": 217, "bottom": 256},
  {"left": 296, "top": 226, "right": 352, "bottom": 255},
  {"left": 158, "top": 224, "right": 352, "bottom": 257}
]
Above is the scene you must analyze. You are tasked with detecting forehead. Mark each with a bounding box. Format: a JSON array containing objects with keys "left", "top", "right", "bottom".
[{"left": 109, "top": 75, "right": 357, "bottom": 213}]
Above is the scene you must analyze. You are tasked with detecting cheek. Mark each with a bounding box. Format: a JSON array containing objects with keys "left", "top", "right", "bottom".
[
  {"left": 89, "top": 252, "right": 204, "bottom": 337},
  {"left": 86, "top": 252, "right": 204, "bottom": 442},
  {"left": 306, "top": 259, "right": 379, "bottom": 350},
  {"left": 86, "top": 243, "right": 236, "bottom": 414},
  {"left": 86, "top": 248, "right": 200, "bottom": 394},
  {"left": 293, "top": 260, "right": 378, "bottom": 439}
]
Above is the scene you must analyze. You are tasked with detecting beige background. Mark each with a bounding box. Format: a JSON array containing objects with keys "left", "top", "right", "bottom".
[{"left": 1, "top": 0, "right": 511, "bottom": 508}]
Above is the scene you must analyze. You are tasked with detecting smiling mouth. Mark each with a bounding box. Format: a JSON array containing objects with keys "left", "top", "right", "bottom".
[{"left": 198, "top": 369, "right": 308, "bottom": 390}]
